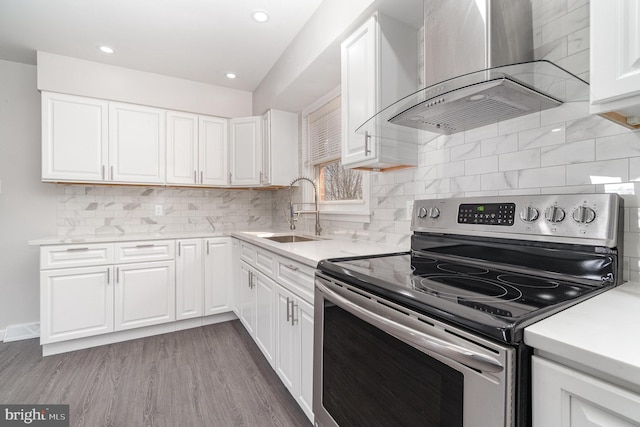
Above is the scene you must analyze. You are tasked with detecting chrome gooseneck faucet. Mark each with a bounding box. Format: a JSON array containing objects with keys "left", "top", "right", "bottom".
[{"left": 288, "top": 176, "right": 322, "bottom": 236}]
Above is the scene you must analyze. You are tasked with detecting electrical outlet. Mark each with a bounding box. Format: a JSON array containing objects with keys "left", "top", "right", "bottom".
[
  {"left": 406, "top": 200, "right": 414, "bottom": 220},
  {"left": 155, "top": 205, "right": 163, "bottom": 216}
]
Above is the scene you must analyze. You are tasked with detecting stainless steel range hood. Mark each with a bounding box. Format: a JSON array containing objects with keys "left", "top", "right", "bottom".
[{"left": 357, "top": 0, "right": 590, "bottom": 142}]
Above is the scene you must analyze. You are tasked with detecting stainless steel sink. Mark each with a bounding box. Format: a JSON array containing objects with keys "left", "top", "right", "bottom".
[{"left": 262, "top": 235, "right": 320, "bottom": 243}]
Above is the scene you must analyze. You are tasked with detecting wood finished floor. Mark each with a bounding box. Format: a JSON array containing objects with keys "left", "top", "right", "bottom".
[{"left": 0, "top": 320, "right": 311, "bottom": 427}]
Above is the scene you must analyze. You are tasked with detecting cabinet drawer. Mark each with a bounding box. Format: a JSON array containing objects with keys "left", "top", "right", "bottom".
[
  {"left": 41, "top": 244, "right": 114, "bottom": 269},
  {"left": 240, "top": 242, "right": 257, "bottom": 265},
  {"left": 276, "top": 258, "right": 315, "bottom": 302},
  {"left": 255, "top": 247, "right": 275, "bottom": 277},
  {"left": 114, "top": 240, "right": 175, "bottom": 263}
]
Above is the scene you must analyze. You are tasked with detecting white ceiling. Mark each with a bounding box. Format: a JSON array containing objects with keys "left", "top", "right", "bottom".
[{"left": 0, "top": 0, "right": 323, "bottom": 92}]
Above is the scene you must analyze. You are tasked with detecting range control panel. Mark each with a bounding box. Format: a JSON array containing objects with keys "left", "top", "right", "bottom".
[
  {"left": 412, "top": 194, "right": 622, "bottom": 247},
  {"left": 457, "top": 203, "right": 515, "bottom": 226}
]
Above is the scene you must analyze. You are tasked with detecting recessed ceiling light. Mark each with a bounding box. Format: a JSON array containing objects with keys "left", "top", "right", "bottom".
[
  {"left": 225, "top": 72, "right": 237, "bottom": 79},
  {"left": 252, "top": 10, "right": 270, "bottom": 23},
  {"left": 98, "top": 46, "right": 115, "bottom": 54}
]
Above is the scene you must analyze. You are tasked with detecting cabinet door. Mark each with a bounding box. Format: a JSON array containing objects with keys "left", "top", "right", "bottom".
[
  {"left": 109, "top": 103, "right": 166, "bottom": 183},
  {"left": 40, "top": 266, "right": 113, "bottom": 343},
  {"left": 532, "top": 356, "right": 640, "bottom": 427},
  {"left": 199, "top": 116, "right": 229, "bottom": 186},
  {"left": 167, "top": 111, "right": 199, "bottom": 185},
  {"left": 341, "top": 16, "right": 378, "bottom": 166},
  {"left": 115, "top": 261, "right": 175, "bottom": 330},
  {"left": 275, "top": 285, "right": 297, "bottom": 393},
  {"left": 229, "top": 116, "right": 261, "bottom": 186},
  {"left": 591, "top": 1, "right": 640, "bottom": 104},
  {"left": 176, "top": 239, "right": 203, "bottom": 320},
  {"left": 265, "top": 110, "right": 299, "bottom": 186},
  {"left": 254, "top": 271, "right": 276, "bottom": 368},
  {"left": 231, "top": 239, "right": 241, "bottom": 315},
  {"left": 297, "top": 297, "right": 314, "bottom": 422},
  {"left": 203, "top": 238, "right": 232, "bottom": 315},
  {"left": 261, "top": 112, "right": 271, "bottom": 185},
  {"left": 42, "top": 92, "right": 109, "bottom": 182},
  {"left": 238, "top": 262, "right": 256, "bottom": 335}
]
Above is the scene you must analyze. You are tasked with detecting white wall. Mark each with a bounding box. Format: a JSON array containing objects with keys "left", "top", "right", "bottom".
[
  {"left": 0, "top": 60, "right": 58, "bottom": 334},
  {"left": 252, "top": 0, "right": 375, "bottom": 114},
  {"left": 37, "top": 52, "right": 253, "bottom": 118}
]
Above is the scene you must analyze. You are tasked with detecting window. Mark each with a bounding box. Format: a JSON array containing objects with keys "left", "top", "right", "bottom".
[{"left": 303, "top": 89, "right": 370, "bottom": 222}]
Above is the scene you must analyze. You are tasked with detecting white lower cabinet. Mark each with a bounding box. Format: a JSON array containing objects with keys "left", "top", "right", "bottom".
[
  {"left": 176, "top": 239, "right": 204, "bottom": 320},
  {"left": 114, "top": 261, "right": 175, "bottom": 330},
  {"left": 203, "top": 238, "right": 232, "bottom": 315},
  {"left": 532, "top": 356, "right": 640, "bottom": 427},
  {"left": 40, "top": 266, "right": 114, "bottom": 344},
  {"left": 254, "top": 271, "right": 276, "bottom": 367},
  {"left": 275, "top": 284, "right": 314, "bottom": 421},
  {"left": 238, "top": 260, "right": 276, "bottom": 367},
  {"left": 234, "top": 239, "right": 314, "bottom": 423},
  {"left": 238, "top": 262, "right": 256, "bottom": 335}
]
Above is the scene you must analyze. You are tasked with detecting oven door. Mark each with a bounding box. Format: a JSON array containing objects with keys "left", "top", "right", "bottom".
[{"left": 314, "top": 273, "right": 516, "bottom": 427}]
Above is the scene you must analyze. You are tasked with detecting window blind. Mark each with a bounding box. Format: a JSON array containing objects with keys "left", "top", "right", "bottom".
[{"left": 308, "top": 96, "right": 342, "bottom": 165}]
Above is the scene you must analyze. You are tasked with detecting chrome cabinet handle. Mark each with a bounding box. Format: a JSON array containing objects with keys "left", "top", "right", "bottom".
[
  {"left": 116, "top": 267, "right": 119, "bottom": 284},
  {"left": 284, "top": 264, "right": 299, "bottom": 272},
  {"left": 286, "top": 297, "right": 291, "bottom": 322},
  {"left": 178, "top": 241, "right": 181, "bottom": 256},
  {"left": 102, "top": 165, "right": 105, "bottom": 180},
  {"left": 364, "top": 131, "right": 371, "bottom": 156},
  {"left": 107, "top": 268, "right": 110, "bottom": 284},
  {"left": 291, "top": 301, "right": 298, "bottom": 326},
  {"left": 135, "top": 244, "right": 154, "bottom": 248},
  {"left": 194, "top": 170, "right": 197, "bottom": 183},
  {"left": 200, "top": 171, "right": 204, "bottom": 184},
  {"left": 228, "top": 172, "right": 232, "bottom": 185},
  {"left": 66, "top": 247, "right": 89, "bottom": 252},
  {"left": 206, "top": 240, "right": 210, "bottom": 255},
  {"left": 248, "top": 271, "right": 253, "bottom": 288},
  {"left": 259, "top": 171, "right": 263, "bottom": 183},
  {"left": 316, "top": 279, "right": 504, "bottom": 373},
  {"left": 110, "top": 166, "right": 114, "bottom": 181}
]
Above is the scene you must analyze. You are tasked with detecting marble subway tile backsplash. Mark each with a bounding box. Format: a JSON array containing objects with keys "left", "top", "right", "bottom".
[{"left": 56, "top": 185, "right": 274, "bottom": 236}]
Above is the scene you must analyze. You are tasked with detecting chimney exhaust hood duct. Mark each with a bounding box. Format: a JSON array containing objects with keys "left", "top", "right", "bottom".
[{"left": 357, "top": 0, "right": 590, "bottom": 142}]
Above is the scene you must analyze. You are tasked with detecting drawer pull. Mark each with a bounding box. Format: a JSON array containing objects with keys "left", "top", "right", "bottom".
[
  {"left": 66, "top": 247, "right": 90, "bottom": 252},
  {"left": 135, "top": 244, "right": 155, "bottom": 248},
  {"left": 284, "top": 264, "right": 299, "bottom": 272}
]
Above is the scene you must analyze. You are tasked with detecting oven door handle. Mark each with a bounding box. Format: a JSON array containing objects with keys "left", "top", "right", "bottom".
[{"left": 316, "top": 280, "right": 504, "bottom": 374}]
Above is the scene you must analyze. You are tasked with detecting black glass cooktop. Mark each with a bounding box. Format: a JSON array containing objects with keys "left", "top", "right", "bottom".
[{"left": 317, "top": 246, "right": 616, "bottom": 344}]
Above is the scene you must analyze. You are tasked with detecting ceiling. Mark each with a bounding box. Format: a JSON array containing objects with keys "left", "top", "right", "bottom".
[{"left": 0, "top": 0, "right": 323, "bottom": 92}]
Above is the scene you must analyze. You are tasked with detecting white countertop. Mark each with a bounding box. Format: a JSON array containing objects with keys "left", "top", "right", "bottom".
[
  {"left": 524, "top": 280, "right": 640, "bottom": 392},
  {"left": 231, "top": 231, "right": 407, "bottom": 268},
  {"left": 29, "top": 230, "right": 408, "bottom": 269}
]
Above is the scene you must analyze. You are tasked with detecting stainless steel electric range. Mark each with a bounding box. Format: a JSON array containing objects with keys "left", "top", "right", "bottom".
[{"left": 313, "top": 194, "right": 623, "bottom": 427}]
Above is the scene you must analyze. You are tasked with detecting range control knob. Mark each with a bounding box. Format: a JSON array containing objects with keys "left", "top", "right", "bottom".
[
  {"left": 572, "top": 206, "right": 596, "bottom": 224},
  {"left": 545, "top": 206, "right": 566, "bottom": 223},
  {"left": 417, "top": 207, "right": 428, "bottom": 218},
  {"left": 428, "top": 207, "right": 441, "bottom": 218},
  {"left": 519, "top": 206, "right": 539, "bottom": 223}
]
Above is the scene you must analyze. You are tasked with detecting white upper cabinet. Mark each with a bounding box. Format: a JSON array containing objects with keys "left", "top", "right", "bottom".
[
  {"left": 341, "top": 13, "right": 419, "bottom": 170},
  {"left": 42, "top": 92, "right": 109, "bottom": 182},
  {"left": 229, "top": 116, "right": 262, "bottom": 186},
  {"left": 590, "top": 0, "right": 640, "bottom": 128},
  {"left": 109, "top": 102, "right": 166, "bottom": 183},
  {"left": 166, "top": 112, "right": 228, "bottom": 186},
  {"left": 261, "top": 110, "right": 299, "bottom": 186},
  {"left": 166, "top": 111, "right": 199, "bottom": 185},
  {"left": 199, "top": 116, "right": 229, "bottom": 186}
]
